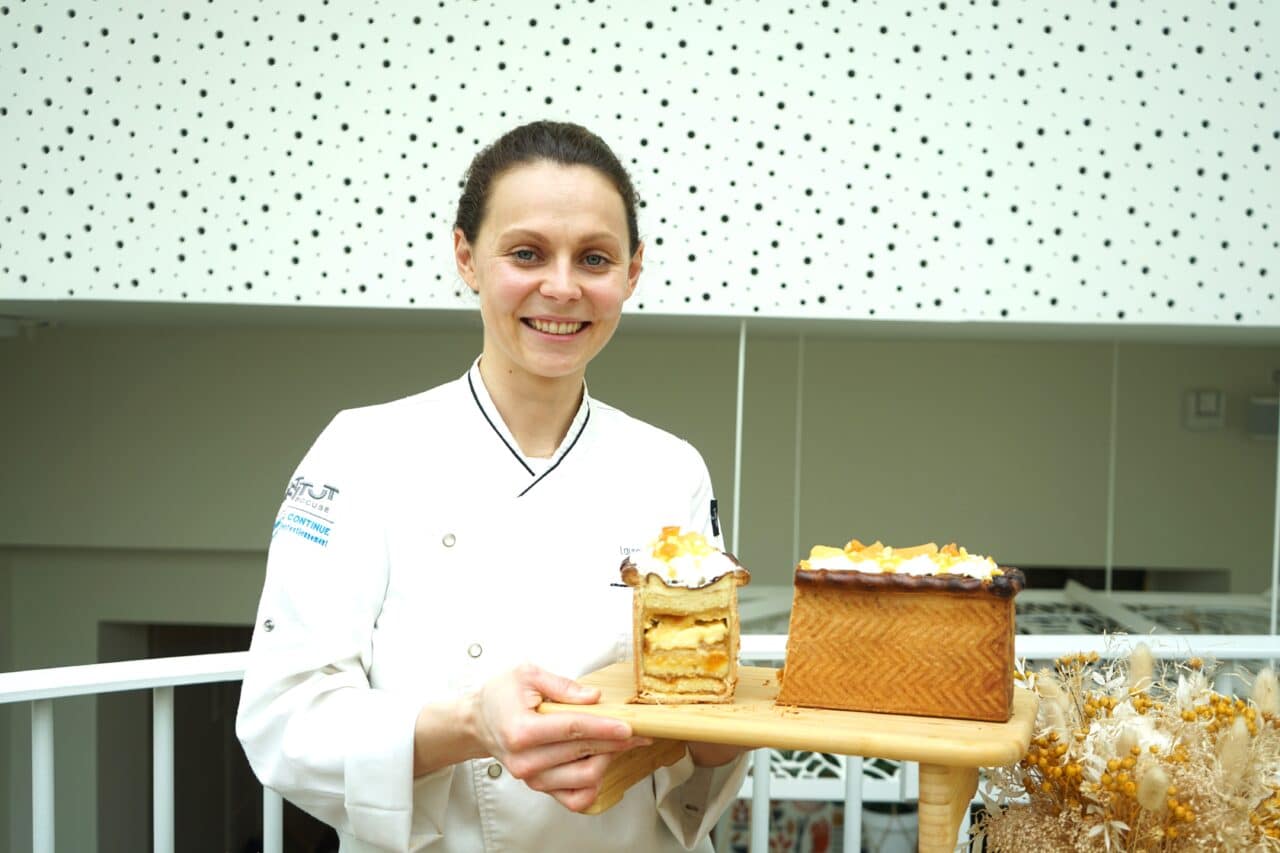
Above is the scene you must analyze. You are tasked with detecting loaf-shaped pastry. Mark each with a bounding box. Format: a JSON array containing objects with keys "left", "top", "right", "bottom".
[{"left": 778, "top": 540, "right": 1025, "bottom": 722}]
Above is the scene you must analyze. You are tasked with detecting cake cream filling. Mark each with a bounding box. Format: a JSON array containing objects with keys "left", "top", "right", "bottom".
[
  {"left": 805, "top": 550, "right": 1001, "bottom": 579},
  {"left": 944, "top": 556, "right": 1001, "bottom": 579},
  {"left": 644, "top": 616, "right": 729, "bottom": 649},
  {"left": 632, "top": 550, "right": 738, "bottom": 588},
  {"left": 642, "top": 613, "right": 732, "bottom": 680},
  {"left": 897, "top": 554, "right": 942, "bottom": 575},
  {"left": 643, "top": 650, "right": 730, "bottom": 678}
]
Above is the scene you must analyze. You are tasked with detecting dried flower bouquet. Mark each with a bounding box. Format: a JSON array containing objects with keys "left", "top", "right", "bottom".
[{"left": 975, "top": 643, "right": 1280, "bottom": 852}]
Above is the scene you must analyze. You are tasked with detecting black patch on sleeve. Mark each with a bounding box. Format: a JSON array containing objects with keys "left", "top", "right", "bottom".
[{"left": 710, "top": 499, "right": 720, "bottom": 537}]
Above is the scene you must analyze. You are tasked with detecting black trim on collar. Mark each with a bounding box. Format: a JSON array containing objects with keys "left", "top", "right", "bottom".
[
  {"left": 517, "top": 405, "right": 591, "bottom": 498},
  {"left": 467, "top": 371, "right": 535, "bottom": 476}
]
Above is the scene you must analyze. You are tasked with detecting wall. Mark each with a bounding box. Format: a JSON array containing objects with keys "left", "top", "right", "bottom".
[
  {"left": 1, "top": 323, "right": 1277, "bottom": 851},
  {"left": 5, "top": 324, "right": 1273, "bottom": 579},
  {"left": 738, "top": 333, "right": 1280, "bottom": 589},
  {"left": 0, "top": 324, "right": 484, "bottom": 550},
  {"left": 1114, "top": 344, "right": 1280, "bottom": 581},
  {"left": 795, "top": 337, "right": 1115, "bottom": 567},
  {"left": 0, "top": 322, "right": 742, "bottom": 550}
]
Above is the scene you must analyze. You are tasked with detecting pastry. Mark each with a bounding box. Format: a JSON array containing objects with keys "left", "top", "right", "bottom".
[
  {"left": 777, "top": 540, "right": 1025, "bottom": 722},
  {"left": 620, "top": 527, "right": 750, "bottom": 704}
]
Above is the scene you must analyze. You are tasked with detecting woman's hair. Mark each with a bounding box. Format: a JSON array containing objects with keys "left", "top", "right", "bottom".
[{"left": 454, "top": 121, "right": 641, "bottom": 254}]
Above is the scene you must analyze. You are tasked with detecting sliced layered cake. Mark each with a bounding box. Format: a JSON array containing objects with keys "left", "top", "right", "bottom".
[{"left": 620, "top": 527, "right": 751, "bottom": 704}]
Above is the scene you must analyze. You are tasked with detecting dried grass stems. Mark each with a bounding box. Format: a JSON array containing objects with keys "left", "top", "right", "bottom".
[{"left": 975, "top": 643, "right": 1280, "bottom": 852}]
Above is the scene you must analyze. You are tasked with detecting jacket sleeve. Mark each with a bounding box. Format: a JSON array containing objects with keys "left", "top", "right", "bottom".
[
  {"left": 651, "top": 440, "right": 749, "bottom": 847},
  {"left": 236, "top": 411, "right": 452, "bottom": 852}
]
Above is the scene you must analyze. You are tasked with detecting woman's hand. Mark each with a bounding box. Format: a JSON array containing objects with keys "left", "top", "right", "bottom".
[{"left": 465, "top": 662, "right": 651, "bottom": 811}]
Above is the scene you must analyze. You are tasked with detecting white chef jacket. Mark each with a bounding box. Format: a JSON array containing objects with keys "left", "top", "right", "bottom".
[{"left": 237, "top": 359, "right": 750, "bottom": 853}]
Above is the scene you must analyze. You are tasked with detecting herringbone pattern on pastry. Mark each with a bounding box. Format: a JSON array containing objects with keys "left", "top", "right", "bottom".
[{"left": 778, "top": 585, "right": 1015, "bottom": 722}]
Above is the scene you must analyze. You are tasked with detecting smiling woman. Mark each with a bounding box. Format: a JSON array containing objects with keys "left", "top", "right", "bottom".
[
  {"left": 454, "top": 160, "right": 643, "bottom": 456},
  {"left": 235, "top": 121, "right": 749, "bottom": 853}
]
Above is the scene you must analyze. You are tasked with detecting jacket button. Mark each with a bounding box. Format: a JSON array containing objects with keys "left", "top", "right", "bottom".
[
  {"left": 467, "top": 643, "right": 483, "bottom": 658},
  {"left": 262, "top": 619, "right": 275, "bottom": 632},
  {"left": 487, "top": 763, "right": 503, "bottom": 779},
  {"left": 442, "top": 533, "right": 456, "bottom": 548}
]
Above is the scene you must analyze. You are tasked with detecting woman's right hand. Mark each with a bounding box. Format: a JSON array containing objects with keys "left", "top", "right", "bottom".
[
  {"left": 465, "top": 662, "right": 651, "bottom": 812},
  {"left": 413, "top": 662, "right": 650, "bottom": 810}
]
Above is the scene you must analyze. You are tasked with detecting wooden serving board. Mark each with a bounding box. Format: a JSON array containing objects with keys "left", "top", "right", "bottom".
[{"left": 540, "top": 663, "right": 1037, "bottom": 768}]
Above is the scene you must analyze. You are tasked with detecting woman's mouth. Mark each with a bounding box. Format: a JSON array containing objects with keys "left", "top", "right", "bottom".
[{"left": 524, "top": 318, "right": 588, "bottom": 336}]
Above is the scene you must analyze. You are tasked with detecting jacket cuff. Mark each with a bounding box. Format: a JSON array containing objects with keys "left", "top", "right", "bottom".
[
  {"left": 344, "top": 691, "right": 453, "bottom": 851},
  {"left": 654, "top": 749, "right": 751, "bottom": 850}
]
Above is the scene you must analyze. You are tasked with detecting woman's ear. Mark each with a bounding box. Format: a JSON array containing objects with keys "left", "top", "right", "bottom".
[
  {"left": 454, "top": 228, "right": 479, "bottom": 293},
  {"left": 624, "top": 240, "right": 644, "bottom": 300}
]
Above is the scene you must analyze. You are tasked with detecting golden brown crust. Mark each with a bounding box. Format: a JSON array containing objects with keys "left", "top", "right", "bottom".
[
  {"left": 780, "top": 552, "right": 1023, "bottom": 721},
  {"left": 793, "top": 565, "right": 1025, "bottom": 598},
  {"left": 633, "top": 691, "right": 737, "bottom": 705}
]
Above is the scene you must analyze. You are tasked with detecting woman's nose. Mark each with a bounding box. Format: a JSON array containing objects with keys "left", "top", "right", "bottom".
[{"left": 539, "top": 261, "right": 582, "bottom": 301}]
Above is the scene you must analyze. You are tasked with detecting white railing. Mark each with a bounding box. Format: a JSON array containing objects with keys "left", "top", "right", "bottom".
[
  {"left": 4, "top": 634, "right": 1280, "bottom": 853},
  {"left": 0, "top": 652, "right": 280, "bottom": 853}
]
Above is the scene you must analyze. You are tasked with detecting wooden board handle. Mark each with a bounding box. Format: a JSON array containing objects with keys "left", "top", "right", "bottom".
[{"left": 581, "top": 738, "right": 688, "bottom": 815}]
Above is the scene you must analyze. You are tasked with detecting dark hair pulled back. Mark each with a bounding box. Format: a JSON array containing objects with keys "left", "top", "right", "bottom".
[{"left": 454, "top": 121, "right": 641, "bottom": 255}]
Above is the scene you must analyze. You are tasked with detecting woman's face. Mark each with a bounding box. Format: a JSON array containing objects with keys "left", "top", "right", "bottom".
[{"left": 454, "top": 160, "right": 642, "bottom": 386}]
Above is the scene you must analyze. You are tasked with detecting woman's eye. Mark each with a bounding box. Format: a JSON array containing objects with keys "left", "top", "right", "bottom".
[
  {"left": 583, "top": 254, "right": 608, "bottom": 267},
  {"left": 513, "top": 249, "right": 537, "bottom": 262}
]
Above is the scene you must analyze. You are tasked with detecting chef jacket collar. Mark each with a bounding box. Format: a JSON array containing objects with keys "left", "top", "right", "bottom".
[{"left": 465, "top": 357, "right": 592, "bottom": 497}]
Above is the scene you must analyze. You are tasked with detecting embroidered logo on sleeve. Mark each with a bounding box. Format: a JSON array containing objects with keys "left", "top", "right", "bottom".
[
  {"left": 285, "top": 477, "right": 339, "bottom": 510},
  {"left": 272, "top": 476, "right": 340, "bottom": 547}
]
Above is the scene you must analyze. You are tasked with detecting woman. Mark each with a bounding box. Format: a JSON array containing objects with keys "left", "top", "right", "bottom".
[{"left": 237, "top": 121, "right": 749, "bottom": 853}]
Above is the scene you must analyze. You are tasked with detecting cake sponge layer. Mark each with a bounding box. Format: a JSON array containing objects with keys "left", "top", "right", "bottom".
[
  {"left": 635, "top": 580, "right": 735, "bottom": 615},
  {"left": 639, "top": 673, "right": 736, "bottom": 698},
  {"left": 642, "top": 648, "right": 730, "bottom": 677}
]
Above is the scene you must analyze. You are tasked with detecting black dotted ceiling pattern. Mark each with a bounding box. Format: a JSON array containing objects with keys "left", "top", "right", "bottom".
[{"left": 0, "top": 1, "right": 1276, "bottom": 325}]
